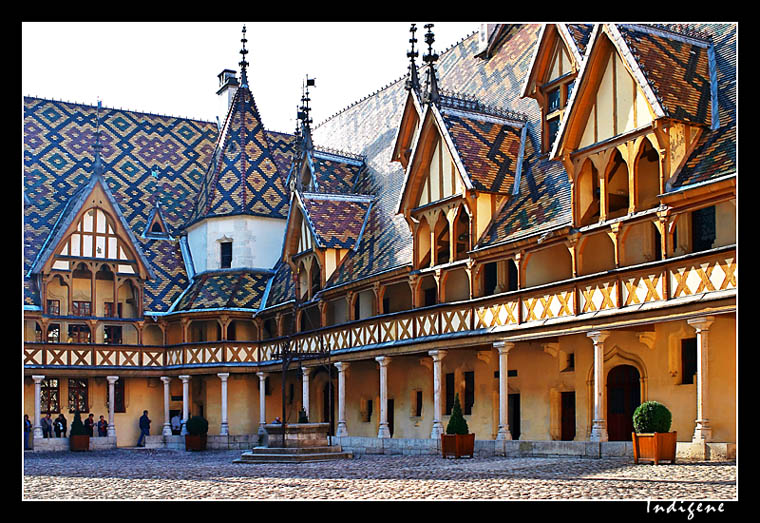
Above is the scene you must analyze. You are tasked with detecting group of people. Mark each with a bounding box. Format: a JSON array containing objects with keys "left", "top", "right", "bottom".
[{"left": 24, "top": 412, "right": 109, "bottom": 449}]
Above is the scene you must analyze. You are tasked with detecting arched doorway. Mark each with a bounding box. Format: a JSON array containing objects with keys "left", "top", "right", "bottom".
[{"left": 606, "top": 364, "right": 641, "bottom": 441}]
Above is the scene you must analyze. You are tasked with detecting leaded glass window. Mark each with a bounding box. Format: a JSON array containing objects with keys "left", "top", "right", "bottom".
[
  {"left": 68, "top": 378, "right": 88, "bottom": 413},
  {"left": 40, "top": 378, "right": 59, "bottom": 414}
]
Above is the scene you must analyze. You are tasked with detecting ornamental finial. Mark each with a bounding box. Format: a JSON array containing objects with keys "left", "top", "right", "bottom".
[
  {"left": 422, "top": 23, "right": 440, "bottom": 105},
  {"left": 405, "top": 23, "right": 421, "bottom": 93},
  {"left": 239, "top": 25, "right": 249, "bottom": 88}
]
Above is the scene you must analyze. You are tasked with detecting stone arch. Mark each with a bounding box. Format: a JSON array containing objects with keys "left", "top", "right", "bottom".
[{"left": 585, "top": 344, "right": 648, "bottom": 438}]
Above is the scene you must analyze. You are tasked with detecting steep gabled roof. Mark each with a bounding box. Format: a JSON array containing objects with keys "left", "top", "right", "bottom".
[
  {"left": 28, "top": 172, "right": 155, "bottom": 280},
  {"left": 300, "top": 192, "right": 373, "bottom": 250},
  {"left": 438, "top": 99, "right": 529, "bottom": 196},
  {"left": 521, "top": 23, "right": 587, "bottom": 99},
  {"left": 397, "top": 94, "right": 529, "bottom": 214},
  {"left": 187, "top": 85, "right": 289, "bottom": 226},
  {"left": 23, "top": 97, "right": 217, "bottom": 312}
]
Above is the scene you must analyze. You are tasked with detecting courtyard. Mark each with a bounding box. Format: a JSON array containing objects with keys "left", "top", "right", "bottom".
[{"left": 23, "top": 448, "right": 737, "bottom": 502}]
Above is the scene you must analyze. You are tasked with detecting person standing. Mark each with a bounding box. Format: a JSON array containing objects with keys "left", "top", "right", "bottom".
[
  {"left": 170, "top": 413, "right": 181, "bottom": 435},
  {"left": 41, "top": 413, "right": 53, "bottom": 438},
  {"left": 97, "top": 415, "right": 108, "bottom": 437},
  {"left": 24, "top": 414, "right": 32, "bottom": 450},
  {"left": 84, "top": 413, "right": 95, "bottom": 437},
  {"left": 54, "top": 414, "right": 67, "bottom": 438},
  {"left": 137, "top": 410, "right": 151, "bottom": 447}
]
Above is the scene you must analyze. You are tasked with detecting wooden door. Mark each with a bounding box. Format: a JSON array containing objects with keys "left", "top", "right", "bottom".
[
  {"left": 561, "top": 391, "right": 576, "bottom": 441},
  {"left": 606, "top": 365, "right": 641, "bottom": 441},
  {"left": 387, "top": 399, "right": 394, "bottom": 437},
  {"left": 508, "top": 393, "right": 520, "bottom": 440}
]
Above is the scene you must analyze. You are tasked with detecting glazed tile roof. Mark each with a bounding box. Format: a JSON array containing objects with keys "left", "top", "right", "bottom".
[
  {"left": 187, "top": 86, "right": 289, "bottom": 226},
  {"left": 438, "top": 101, "right": 527, "bottom": 195},
  {"left": 666, "top": 23, "right": 737, "bottom": 188},
  {"left": 616, "top": 24, "right": 714, "bottom": 127},
  {"left": 313, "top": 24, "right": 571, "bottom": 289},
  {"left": 300, "top": 193, "right": 373, "bottom": 250},
  {"left": 565, "top": 24, "right": 594, "bottom": 55},
  {"left": 23, "top": 23, "right": 736, "bottom": 315},
  {"left": 23, "top": 97, "right": 218, "bottom": 312},
  {"left": 173, "top": 269, "right": 271, "bottom": 311},
  {"left": 310, "top": 151, "right": 365, "bottom": 194},
  {"left": 263, "top": 259, "right": 295, "bottom": 309}
]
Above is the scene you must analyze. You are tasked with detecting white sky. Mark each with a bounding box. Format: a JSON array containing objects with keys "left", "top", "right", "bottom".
[{"left": 22, "top": 22, "right": 479, "bottom": 134}]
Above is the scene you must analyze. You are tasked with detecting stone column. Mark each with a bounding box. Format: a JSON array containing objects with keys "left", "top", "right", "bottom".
[
  {"left": 376, "top": 356, "right": 391, "bottom": 438},
  {"left": 428, "top": 350, "right": 447, "bottom": 439},
  {"left": 179, "top": 375, "right": 191, "bottom": 436},
  {"left": 106, "top": 376, "right": 119, "bottom": 437},
  {"left": 335, "top": 362, "right": 350, "bottom": 437},
  {"left": 32, "top": 375, "right": 45, "bottom": 438},
  {"left": 587, "top": 331, "right": 610, "bottom": 442},
  {"left": 301, "top": 367, "right": 312, "bottom": 421},
  {"left": 257, "top": 372, "right": 268, "bottom": 436},
  {"left": 160, "top": 376, "right": 172, "bottom": 436},
  {"left": 494, "top": 341, "right": 514, "bottom": 440},
  {"left": 687, "top": 316, "right": 715, "bottom": 442},
  {"left": 218, "top": 373, "right": 230, "bottom": 436}
]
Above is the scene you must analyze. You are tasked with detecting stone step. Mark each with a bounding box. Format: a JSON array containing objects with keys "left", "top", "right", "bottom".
[
  {"left": 246, "top": 445, "right": 347, "bottom": 455},
  {"left": 233, "top": 449, "right": 353, "bottom": 464}
]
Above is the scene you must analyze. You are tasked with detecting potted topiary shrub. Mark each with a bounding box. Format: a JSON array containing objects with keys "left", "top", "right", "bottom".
[
  {"left": 441, "top": 393, "right": 474, "bottom": 458},
  {"left": 69, "top": 410, "right": 89, "bottom": 451},
  {"left": 632, "top": 401, "right": 677, "bottom": 464},
  {"left": 184, "top": 415, "right": 208, "bottom": 451}
]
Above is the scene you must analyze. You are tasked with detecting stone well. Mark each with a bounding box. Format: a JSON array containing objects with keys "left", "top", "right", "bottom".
[{"left": 262, "top": 422, "right": 330, "bottom": 448}]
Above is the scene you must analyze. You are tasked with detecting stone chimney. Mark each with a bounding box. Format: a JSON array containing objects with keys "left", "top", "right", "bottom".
[{"left": 216, "top": 69, "right": 239, "bottom": 128}]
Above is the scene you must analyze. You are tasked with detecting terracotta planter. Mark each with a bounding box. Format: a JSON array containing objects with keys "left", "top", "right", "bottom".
[
  {"left": 69, "top": 435, "right": 90, "bottom": 452},
  {"left": 185, "top": 434, "right": 207, "bottom": 451},
  {"left": 632, "top": 431, "right": 677, "bottom": 464},
  {"left": 441, "top": 433, "right": 475, "bottom": 458}
]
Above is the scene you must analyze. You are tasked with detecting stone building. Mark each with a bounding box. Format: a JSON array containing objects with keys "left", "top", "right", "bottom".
[{"left": 23, "top": 23, "right": 736, "bottom": 459}]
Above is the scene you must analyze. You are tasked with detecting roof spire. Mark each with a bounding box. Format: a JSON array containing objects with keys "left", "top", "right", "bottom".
[
  {"left": 93, "top": 98, "right": 104, "bottom": 176},
  {"left": 239, "top": 24, "right": 249, "bottom": 88},
  {"left": 422, "top": 23, "right": 440, "bottom": 106},
  {"left": 298, "top": 75, "right": 316, "bottom": 151},
  {"left": 405, "top": 23, "right": 421, "bottom": 94}
]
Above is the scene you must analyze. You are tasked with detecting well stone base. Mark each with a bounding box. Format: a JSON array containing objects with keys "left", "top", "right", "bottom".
[{"left": 261, "top": 423, "right": 330, "bottom": 448}]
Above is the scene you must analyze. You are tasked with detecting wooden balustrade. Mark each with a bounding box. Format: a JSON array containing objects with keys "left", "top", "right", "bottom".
[{"left": 24, "top": 247, "right": 736, "bottom": 370}]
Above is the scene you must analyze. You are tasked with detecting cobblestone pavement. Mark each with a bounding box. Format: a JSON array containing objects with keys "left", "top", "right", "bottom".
[{"left": 23, "top": 449, "right": 737, "bottom": 501}]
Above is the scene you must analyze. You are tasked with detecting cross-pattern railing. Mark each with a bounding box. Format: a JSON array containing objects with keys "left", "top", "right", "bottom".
[{"left": 24, "top": 246, "right": 736, "bottom": 370}]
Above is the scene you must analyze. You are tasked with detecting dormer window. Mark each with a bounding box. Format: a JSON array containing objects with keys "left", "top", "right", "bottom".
[
  {"left": 541, "top": 77, "right": 575, "bottom": 153},
  {"left": 220, "top": 241, "right": 232, "bottom": 269}
]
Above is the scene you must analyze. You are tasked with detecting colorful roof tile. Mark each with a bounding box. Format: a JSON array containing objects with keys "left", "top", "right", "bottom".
[
  {"left": 187, "top": 86, "right": 289, "bottom": 226},
  {"left": 300, "top": 192, "right": 373, "bottom": 250},
  {"left": 174, "top": 269, "right": 271, "bottom": 311},
  {"left": 23, "top": 97, "right": 218, "bottom": 311},
  {"left": 438, "top": 102, "right": 527, "bottom": 195},
  {"left": 616, "top": 24, "right": 715, "bottom": 127}
]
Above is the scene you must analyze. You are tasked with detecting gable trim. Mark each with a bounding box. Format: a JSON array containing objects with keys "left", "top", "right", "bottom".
[
  {"left": 28, "top": 173, "right": 155, "bottom": 280},
  {"left": 550, "top": 24, "right": 666, "bottom": 160}
]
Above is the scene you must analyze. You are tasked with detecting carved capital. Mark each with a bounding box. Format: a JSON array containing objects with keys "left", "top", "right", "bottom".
[{"left": 494, "top": 340, "right": 515, "bottom": 354}]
